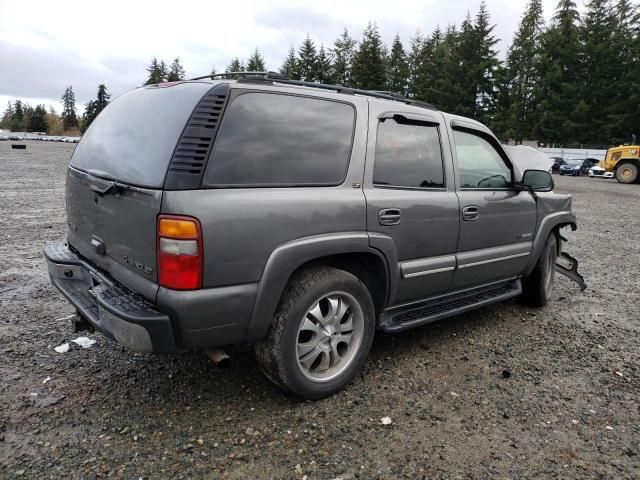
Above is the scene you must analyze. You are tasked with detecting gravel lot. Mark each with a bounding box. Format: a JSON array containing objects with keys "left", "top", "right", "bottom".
[{"left": 1, "top": 142, "right": 638, "bottom": 479}]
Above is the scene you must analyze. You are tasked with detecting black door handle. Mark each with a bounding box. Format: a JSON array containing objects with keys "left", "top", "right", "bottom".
[
  {"left": 379, "top": 208, "right": 402, "bottom": 226},
  {"left": 462, "top": 205, "right": 479, "bottom": 221}
]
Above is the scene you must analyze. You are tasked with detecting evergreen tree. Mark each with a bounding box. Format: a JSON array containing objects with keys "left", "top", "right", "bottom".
[
  {"left": 1, "top": 101, "right": 13, "bottom": 130},
  {"left": 10, "top": 100, "right": 25, "bottom": 131},
  {"left": 246, "top": 48, "right": 266, "bottom": 71},
  {"left": 407, "top": 32, "right": 426, "bottom": 99},
  {"left": 296, "top": 35, "right": 318, "bottom": 81},
  {"left": 387, "top": 34, "right": 409, "bottom": 95},
  {"left": 280, "top": 47, "right": 298, "bottom": 79},
  {"left": 315, "top": 45, "right": 333, "bottom": 83},
  {"left": 535, "top": 0, "right": 582, "bottom": 145},
  {"left": 471, "top": 2, "right": 500, "bottom": 124},
  {"left": 226, "top": 57, "right": 245, "bottom": 74},
  {"left": 578, "top": 0, "right": 617, "bottom": 144},
  {"left": 167, "top": 57, "right": 185, "bottom": 81},
  {"left": 331, "top": 28, "right": 357, "bottom": 86},
  {"left": 145, "top": 57, "right": 168, "bottom": 85},
  {"left": 61, "top": 86, "right": 78, "bottom": 130},
  {"left": 496, "top": 0, "right": 545, "bottom": 142},
  {"left": 81, "top": 84, "right": 111, "bottom": 134},
  {"left": 352, "top": 22, "right": 387, "bottom": 90},
  {"left": 28, "top": 105, "right": 48, "bottom": 132}
]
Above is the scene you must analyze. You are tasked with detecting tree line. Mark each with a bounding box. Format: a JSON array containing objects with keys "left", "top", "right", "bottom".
[
  {"left": 3, "top": 0, "right": 637, "bottom": 147},
  {"left": 148, "top": 0, "right": 633, "bottom": 147},
  {"left": 1, "top": 84, "right": 111, "bottom": 135}
]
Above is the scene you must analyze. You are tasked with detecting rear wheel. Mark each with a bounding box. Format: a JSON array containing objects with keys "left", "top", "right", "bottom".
[
  {"left": 255, "top": 267, "right": 375, "bottom": 399},
  {"left": 521, "top": 234, "right": 557, "bottom": 307},
  {"left": 615, "top": 162, "right": 639, "bottom": 184}
]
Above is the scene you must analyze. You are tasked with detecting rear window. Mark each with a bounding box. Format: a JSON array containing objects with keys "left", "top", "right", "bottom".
[
  {"left": 70, "top": 83, "right": 213, "bottom": 188},
  {"left": 203, "top": 92, "right": 355, "bottom": 187}
]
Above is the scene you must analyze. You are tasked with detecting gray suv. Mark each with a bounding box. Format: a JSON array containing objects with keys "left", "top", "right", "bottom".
[{"left": 45, "top": 72, "right": 585, "bottom": 398}]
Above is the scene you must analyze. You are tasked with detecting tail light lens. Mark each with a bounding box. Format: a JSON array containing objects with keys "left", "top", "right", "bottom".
[{"left": 157, "top": 215, "right": 202, "bottom": 290}]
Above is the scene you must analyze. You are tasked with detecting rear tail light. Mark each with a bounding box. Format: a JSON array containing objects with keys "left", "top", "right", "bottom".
[{"left": 157, "top": 215, "right": 202, "bottom": 290}]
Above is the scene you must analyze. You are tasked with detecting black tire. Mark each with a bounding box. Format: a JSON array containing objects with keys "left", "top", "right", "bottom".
[
  {"left": 615, "top": 162, "right": 639, "bottom": 184},
  {"left": 521, "top": 234, "right": 557, "bottom": 307},
  {"left": 255, "top": 267, "right": 375, "bottom": 399}
]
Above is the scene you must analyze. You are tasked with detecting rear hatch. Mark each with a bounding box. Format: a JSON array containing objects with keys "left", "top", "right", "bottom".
[{"left": 66, "top": 82, "right": 213, "bottom": 300}]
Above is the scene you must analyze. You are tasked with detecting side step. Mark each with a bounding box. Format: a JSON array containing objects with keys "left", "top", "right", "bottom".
[{"left": 380, "top": 280, "right": 522, "bottom": 333}]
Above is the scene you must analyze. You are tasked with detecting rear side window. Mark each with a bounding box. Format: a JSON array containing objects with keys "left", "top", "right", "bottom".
[
  {"left": 204, "top": 93, "right": 355, "bottom": 186},
  {"left": 373, "top": 117, "right": 445, "bottom": 188},
  {"left": 70, "top": 83, "right": 213, "bottom": 188}
]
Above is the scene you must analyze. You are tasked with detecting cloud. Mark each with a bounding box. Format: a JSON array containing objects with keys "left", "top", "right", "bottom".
[{"left": 0, "top": 0, "right": 565, "bottom": 109}]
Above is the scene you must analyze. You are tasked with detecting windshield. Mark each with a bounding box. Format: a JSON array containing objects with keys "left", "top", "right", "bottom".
[
  {"left": 70, "top": 82, "right": 212, "bottom": 188},
  {"left": 567, "top": 159, "right": 583, "bottom": 166}
]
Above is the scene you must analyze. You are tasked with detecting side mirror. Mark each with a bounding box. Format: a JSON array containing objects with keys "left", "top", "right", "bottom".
[{"left": 519, "top": 169, "right": 554, "bottom": 192}]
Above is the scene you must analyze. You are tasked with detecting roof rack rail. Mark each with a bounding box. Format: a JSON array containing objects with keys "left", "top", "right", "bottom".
[{"left": 188, "top": 71, "right": 436, "bottom": 111}]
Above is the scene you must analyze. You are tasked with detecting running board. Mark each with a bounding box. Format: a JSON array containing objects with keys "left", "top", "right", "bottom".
[{"left": 380, "top": 280, "right": 522, "bottom": 333}]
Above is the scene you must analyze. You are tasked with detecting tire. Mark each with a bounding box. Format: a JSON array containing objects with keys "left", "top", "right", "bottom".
[
  {"left": 521, "top": 234, "right": 557, "bottom": 307},
  {"left": 255, "top": 267, "right": 376, "bottom": 399},
  {"left": 615, "top": 162, "right": 639, "bottom": 184}
]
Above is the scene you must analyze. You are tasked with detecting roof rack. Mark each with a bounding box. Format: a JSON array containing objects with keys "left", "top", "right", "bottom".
[{"left": 188, "top": 71, "right": 436, "bottom": 111}]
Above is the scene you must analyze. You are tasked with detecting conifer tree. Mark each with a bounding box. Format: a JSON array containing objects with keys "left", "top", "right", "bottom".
[
  {"left": 331, "top": 28, "right": 357, "bottom": 86},
  {"left": 145, "top": 57, "right": 167, "bottom": 85},
  {"left": 407, "top": 32, "right": 426, "bottom": 99},
  {"left": 246, "top": 48, "right": 266, "bottom": 71},
  {"left": 226, "top": 57, "right": 245, "bottom": 74},
  {"left": 497, "top": 0, "right": 545, "bottom": 142},
  {"left": 1, "top": 101, "right": 13, "bottom": 130},
  {"left": 60, "top": 86, "right": 78, "bottom": 130},
  {"left": 296, "top": 35, "right": 318, "bottom": 81},
  {"left": 280, "top": 47, "right": 298, "bottom": 79},
  {"left": 352, "top": 22, "right": 387, "bottom": 90},
  {"left": 167, "top": 57, "right": 185, "bottom": 81},
  {"left": 472, "top": 2, "right": 500, "bottom": 124},
  {"left": 81, "top": 84, "right": 111, "bottom": 134},
  {"left": 387, "top": 34, "right": 409, "bottom": 95},
  {"left": 11, "top": 100, "right": 25, "bottom": 131},
  {"left": 28, "top": 105, "right": 48, "bottom": 132},
  {"left": 535, "top": 0, "right": 582, "bottom": 145},
  {"left": 315, "top": 45, "right": 333, "bottom": 83}
]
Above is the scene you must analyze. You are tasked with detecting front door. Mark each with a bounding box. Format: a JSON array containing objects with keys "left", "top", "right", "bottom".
[
  {"left": 449, "top": 125, "right": 537, "bottom": 290},
  {"left": 364, "top": 104, "right": 460, "bottom": 305}
]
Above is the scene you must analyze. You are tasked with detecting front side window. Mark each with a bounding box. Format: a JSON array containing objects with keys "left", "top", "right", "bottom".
[
  {"left": 453, "top": 130, "right": 512, "bottom": 189},
  {"left": 204, "top": 93, "right": 355, "bottom": 186},
  {"left": 373, "top": 117, "right": 445, "bottom": 188}
]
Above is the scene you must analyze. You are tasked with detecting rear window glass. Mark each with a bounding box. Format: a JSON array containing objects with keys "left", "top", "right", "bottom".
[
  {"left": 70, "top": 83, "right": 212, "bottom": 188},
  {"left": 204, "top": 93, "right": 355, "bottom": 186}
]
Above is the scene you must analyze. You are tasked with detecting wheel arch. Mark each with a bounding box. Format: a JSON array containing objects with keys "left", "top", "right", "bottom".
[
  {"left": 523, "top": 212, "right": 576, "bottom": 277},
  {"left": 245, "top": 233, "right": 391, "bottom": 342}
]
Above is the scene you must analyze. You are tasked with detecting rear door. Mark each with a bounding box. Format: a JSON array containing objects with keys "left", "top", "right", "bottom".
[
  {"left": 364, "top": 103, "right": 460, "bottom": 305},
  {"left": 448, "top": 121, "right": 537, "bottom": 290},
  {"left": 66, "top": 82, "right": 214, "bottom": 299}
]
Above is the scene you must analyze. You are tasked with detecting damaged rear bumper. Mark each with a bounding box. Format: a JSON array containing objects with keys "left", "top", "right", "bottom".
[{"left": 44, "top": 243, "right": 176, "bottom": 353}]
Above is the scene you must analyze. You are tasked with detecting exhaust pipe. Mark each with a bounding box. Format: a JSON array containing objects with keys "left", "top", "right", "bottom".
[{"left": 206, "top": 348, "right": 231, "bottom": 368}]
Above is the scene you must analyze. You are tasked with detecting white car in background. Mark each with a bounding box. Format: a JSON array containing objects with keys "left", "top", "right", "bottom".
[{"left": 588, "top": 165, "right": 614, "bottom": 179}]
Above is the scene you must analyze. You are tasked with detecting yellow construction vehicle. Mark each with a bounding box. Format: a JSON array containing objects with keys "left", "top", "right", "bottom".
[{"left": 602, "top": 142, "right": 640, "bottom": 184}]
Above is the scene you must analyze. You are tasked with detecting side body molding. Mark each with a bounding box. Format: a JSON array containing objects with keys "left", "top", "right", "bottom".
[{"left": 245, "top": 232, "right": 392, "bottom": 342}]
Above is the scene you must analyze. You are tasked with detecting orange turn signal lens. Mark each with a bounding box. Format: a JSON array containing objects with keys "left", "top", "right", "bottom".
[{"left": 158, "top": 217, "right": 198, "bottom": 238}]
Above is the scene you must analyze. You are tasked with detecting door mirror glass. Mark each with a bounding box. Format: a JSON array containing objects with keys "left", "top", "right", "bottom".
[{"left": 521, "top": 169, "right": 554, "bottom": 192}]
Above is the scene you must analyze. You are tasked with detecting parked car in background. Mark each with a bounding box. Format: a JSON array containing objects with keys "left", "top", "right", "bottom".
[
  {"left": 588, "top": 165, "right": 614, "bottom": 179},
  {"left": 559, "top": 158, "right": 600, "bottom": 176},
  {"left": 551, "top": 158, "right": 567, "bottom": 173}
]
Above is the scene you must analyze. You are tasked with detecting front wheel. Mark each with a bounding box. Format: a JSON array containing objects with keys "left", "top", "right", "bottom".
[
  {"left": 521, "top": 234, "right": 557, "bottom": 307},
  {"left": 255, "top": 267, "right": 375, "bottom": 399},
  {"left": 615, "top": 162, "right": 639, "bottom": 184}
]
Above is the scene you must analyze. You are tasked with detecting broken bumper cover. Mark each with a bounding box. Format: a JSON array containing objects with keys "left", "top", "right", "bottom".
[
  {"left": 44, "top": 243, "right": 175, "bottom": 353},
  {"left": 555, "top": 234, "right": 587, "bottom": 291}
]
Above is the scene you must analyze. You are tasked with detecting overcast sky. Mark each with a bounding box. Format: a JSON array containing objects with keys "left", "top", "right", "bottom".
[{"left": 0, "top": 0, "right": 565, "bottom": 114}]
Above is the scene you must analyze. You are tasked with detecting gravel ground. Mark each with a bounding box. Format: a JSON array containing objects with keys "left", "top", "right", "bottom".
[{"left": 1, "top": 142, "right": 638, "bottom": 479}]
